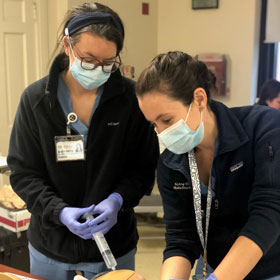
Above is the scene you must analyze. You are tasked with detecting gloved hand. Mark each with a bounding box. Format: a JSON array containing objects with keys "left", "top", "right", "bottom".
[
  {"left": 207, "top": 273, "right": 217, "bottom": 280},
  {"left": 88, "top": 192, "right": 123, "bottom": 235},
  {"left": 59, "top": 204, "right": 95, "bottom": 240}
]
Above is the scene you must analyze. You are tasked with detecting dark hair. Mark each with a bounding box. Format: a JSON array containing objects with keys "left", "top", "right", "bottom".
[
  {"left": 51, "top": 2, "right": 124, "bottom": 67},
  {"left": 136, "top": 51, "right": 217, "bottom": 105},
  {"left": 257, "top": 79, "right": 280, "bottom": 106}
]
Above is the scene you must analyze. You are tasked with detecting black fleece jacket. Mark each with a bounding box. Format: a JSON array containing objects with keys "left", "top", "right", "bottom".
[
  {"left": 7, "top": 54, "right": 159, "bottom": 263},
  {"left": 158, "top": 101, "right": 280, "bottom": 279}
]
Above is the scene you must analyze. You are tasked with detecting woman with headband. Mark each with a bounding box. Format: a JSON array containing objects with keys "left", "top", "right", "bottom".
[
  {"left": 7, "top": 2, "right": 159, "bottom": 279},
  {"left": 136, "top": 51, "right": 280, "bottom": 280}
]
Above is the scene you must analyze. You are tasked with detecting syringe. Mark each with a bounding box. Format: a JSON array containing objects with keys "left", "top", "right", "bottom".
[{"left": 84, "top": 213, "right": 117, "bottom": 271}]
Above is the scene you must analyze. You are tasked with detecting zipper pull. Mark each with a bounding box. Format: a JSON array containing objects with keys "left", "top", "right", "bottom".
[
  {"left": 201, "top": 210, "right": 205, "bottom": 218},
  {"left": 215, "top": 199, "right": 219, "bottom": 210},
  {"left": 268, "top": 144, "right": 273, "bottom": 158}
]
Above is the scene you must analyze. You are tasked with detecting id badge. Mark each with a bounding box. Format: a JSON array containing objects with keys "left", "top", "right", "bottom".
[
  {"left": 54, "top": 135, "right": 85, "bottom": 162},
  {"left": 192, "top": 275, "right": 207, "bottom": 280}
]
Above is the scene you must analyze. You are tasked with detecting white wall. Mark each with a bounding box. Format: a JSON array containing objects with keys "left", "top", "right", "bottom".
[{"left": 157, "top": 0, "right": 261, "bottom": 107}]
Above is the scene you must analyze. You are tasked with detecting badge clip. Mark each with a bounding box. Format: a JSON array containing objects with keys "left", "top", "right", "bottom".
[{"left": 66, "top": 112, "right": 78, "bottom": 135}]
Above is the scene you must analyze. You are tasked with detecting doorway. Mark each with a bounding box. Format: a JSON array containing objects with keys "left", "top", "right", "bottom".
[{"left": 0, "top": 0, "right": 48, "bottom": 159}]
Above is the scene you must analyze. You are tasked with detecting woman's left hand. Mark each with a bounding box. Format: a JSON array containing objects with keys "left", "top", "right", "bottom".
[
  {"left": 207, "top": 273, "right": 217, "bottom": 280},
  {"left": 88, "top": 192, "right": 123, "bottom": 235}
]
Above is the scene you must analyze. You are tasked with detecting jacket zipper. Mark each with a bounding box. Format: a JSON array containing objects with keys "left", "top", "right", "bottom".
[
  {"left": 215, "top": 199, "right": 219, "bottom": 210},
  {"left": 45, "top": 90, "right": 52, "bottom": 110},
  {"left": 268, "top": 143, "right": 273, "bottom": 159}
]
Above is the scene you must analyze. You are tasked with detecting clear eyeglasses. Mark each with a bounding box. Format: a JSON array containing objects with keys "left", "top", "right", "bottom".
[{"left": 71, "top": 43, "right": 122, "bottom": 73}]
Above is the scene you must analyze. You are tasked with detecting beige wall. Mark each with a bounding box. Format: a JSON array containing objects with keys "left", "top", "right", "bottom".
[
  {"left": 47, "top": 1, "right": 261, "bottom": 107},
  {"left": 47, "top": 0, "right": 69, "bottom": 59},
  {"left": 157, "top": 0, "right": 261, "bottom": 107}
]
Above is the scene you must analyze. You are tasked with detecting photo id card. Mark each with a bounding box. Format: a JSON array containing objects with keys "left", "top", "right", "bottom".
[{"left": 55, "top": 135, "right": 85, "bottom": 162}]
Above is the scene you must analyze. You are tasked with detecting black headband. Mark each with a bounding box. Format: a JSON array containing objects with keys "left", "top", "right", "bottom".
[{"left": 65, "top": 12, "right": 124, "bottom": 37}]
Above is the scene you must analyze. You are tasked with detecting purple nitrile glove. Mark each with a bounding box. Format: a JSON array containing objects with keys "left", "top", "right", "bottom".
[
  {"left": 88, "top": 192, "right": 123, "bottom": 235},
  {"left": 59, "top": 204, "right": 95, "bottom": 240},
  {"left": 207, "top": 273, "right": 217, "bottom": 280}
]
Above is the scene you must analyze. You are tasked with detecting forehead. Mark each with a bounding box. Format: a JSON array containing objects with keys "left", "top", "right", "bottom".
[
  {"left": 75, "top": 32, "right": 117, "bottom": 58},
  {"left": 138, "top": 91, "right": 185, "bottom": 121}
]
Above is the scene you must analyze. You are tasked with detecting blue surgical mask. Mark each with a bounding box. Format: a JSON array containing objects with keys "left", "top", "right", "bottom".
[
  {"left": 70, "top": 57, "right": 111, "bottom": 90},
  {"left": 158, "top": 104, "right": 204, "bottom": 154}
]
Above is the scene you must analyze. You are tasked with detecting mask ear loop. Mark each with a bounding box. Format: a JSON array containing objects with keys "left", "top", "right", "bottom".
[
  {"left": 65, "top": 28, "right": 76, "bottom": 67},
  {"left": 65, "top": 28, "right": 75, "bottom": 55},
  {"left": 185, "top": 103, "right": 192, "bottom": 122},
  {"left": 200, "top": 110, "right": 203, "bottom": 123},
  {"left": 185, "top": 103, "right": 203, "bottom": 125}
]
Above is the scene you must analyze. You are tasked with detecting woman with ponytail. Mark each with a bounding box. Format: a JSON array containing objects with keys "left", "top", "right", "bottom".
[{"left": 136, "top": 51, "right": 280, "bottom": 280}]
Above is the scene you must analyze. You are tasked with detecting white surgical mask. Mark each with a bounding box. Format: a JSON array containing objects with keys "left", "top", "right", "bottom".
[
  {"left": 70, "top": 57, "right": 111, "bottom": 90},
  {"left": 158, "top": 104, "right": 204, "bottom": 154},
  {"left": 68, "top": 41, "right": 111, "bottom": 90}
]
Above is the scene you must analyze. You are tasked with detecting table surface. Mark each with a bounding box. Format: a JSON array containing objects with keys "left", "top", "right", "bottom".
[{"left": 0, "top": 264, "right": 45, "bottom": 279}]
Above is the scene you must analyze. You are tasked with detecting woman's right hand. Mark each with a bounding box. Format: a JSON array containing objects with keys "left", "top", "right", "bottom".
[{"left": 59, "top": 205, "right": 95, "bottom": 239}]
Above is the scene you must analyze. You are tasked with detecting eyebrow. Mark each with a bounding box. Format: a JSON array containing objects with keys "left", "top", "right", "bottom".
[
  {"left": 83, "top": 51, "right": 117, "bottom": 60},
  {"left": 74, "top": 45, "right": 117, "bottom": 60},
  {"left": 155, "top": 113, "right": 170, "bottom": 121}
]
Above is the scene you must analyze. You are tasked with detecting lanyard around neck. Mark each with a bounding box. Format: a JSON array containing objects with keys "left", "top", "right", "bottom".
[{"left": 188, "top": 149, "right": 212, "bottom": 277}]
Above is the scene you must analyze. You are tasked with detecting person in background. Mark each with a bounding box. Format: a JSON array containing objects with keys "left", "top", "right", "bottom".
[
  {"left": 257, "top": 79, "right": 280, "bottom": 109},
  {"left": 136, "top": 51, "right": 280, "bottom": 280},
  {"left": 7, "top": 2, "right": 159, "bottom": 280}
]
